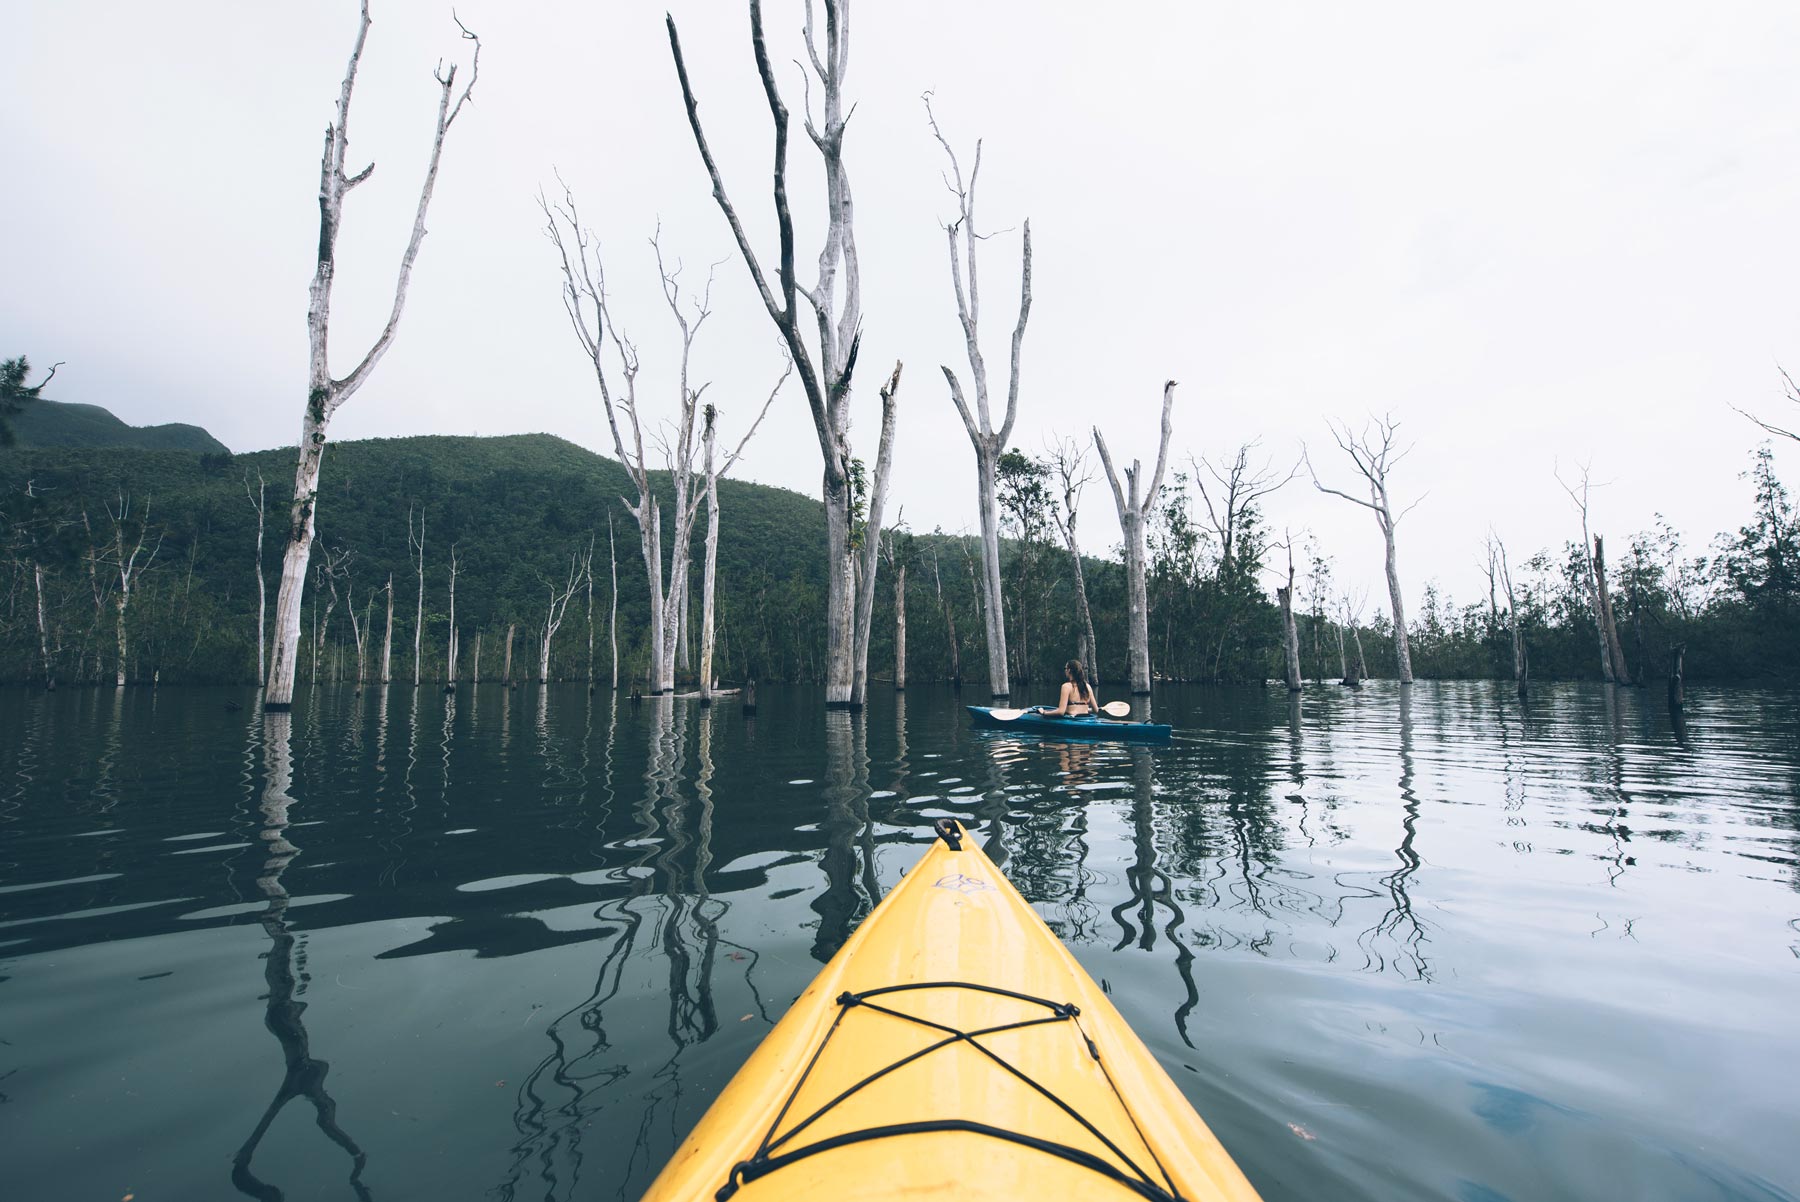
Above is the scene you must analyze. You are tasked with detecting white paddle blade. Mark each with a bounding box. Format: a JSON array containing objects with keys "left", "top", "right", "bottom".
[
  {"left": 987, "top": 708, "right": 1027, "bottom": 721},
  {"left": 1100, "top": 701, "right": 1131, "bottom": 718}
]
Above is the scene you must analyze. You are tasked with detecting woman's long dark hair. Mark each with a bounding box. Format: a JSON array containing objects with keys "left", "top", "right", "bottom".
[{"left": 1066, "top": 659, "right": 1097, "bottom": 710}]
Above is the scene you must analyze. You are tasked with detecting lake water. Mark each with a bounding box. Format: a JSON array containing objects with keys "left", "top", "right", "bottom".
[{"left": 1, "top": 682, "right": 1796, "bottom": 1202}]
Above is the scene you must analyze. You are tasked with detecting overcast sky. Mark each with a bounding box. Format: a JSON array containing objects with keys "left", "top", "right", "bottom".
[{"left": 8, "top": 1, "right": 1799, "bottom": 612}]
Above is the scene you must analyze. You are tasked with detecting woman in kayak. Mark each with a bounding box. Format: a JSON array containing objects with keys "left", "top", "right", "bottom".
[{"left": 1037, "top": 659, "right": 1101, "bottom": 719}]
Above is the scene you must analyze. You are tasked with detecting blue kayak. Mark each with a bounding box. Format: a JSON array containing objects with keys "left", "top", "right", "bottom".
[{"left": 966, "top": 705, "right": 1172, "bottom": 743}]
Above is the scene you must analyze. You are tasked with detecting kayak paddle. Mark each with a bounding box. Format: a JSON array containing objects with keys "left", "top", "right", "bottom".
[{"left": 989, "top": 701, "right": 1132, "bottom": 721}]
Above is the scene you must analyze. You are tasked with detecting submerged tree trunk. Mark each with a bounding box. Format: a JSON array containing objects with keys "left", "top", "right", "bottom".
[
  {"left": 851, "top": 367, "right": 904, "bottom": 708},
  {"left": 699, "top": 410, "right": 721, "bottom": 706},
  {"left": 1094, "top": 381, "right": 1177, "bottom": 694},
  {"left": 1593, "top": 535, "right": 1631, "bottom": 686},
  {"left": 444, "top": 544, "right": 458, "bottom": 691},
  {"left": 380, "top": 575, "right": 393, "bottom": 684},
  {"left": 893, "top": 561, "right": 908, "bottom": 690},
  {"left": 1498, "top": 538, "right": 1526, "bottom": 697},
  {"left": 926, "top": 98, "right": 1033, "bottom": 701},
  {"left": 1310, "top": 415, "right": 1417, "bottom": 683},
  {"left": 410, "top": 506, "right": 426, "bottom": 687},
  {"left": 668, "top": 0, "right": 895, "bottom": 710},
  {"left": 265, "top": 4, "right": 478, "bottom": 709},
  {"left": 608, "top": 514, "right": 618, "bottom": 692},
  {"left": 246, "top": 472, "right": 268, "bottom": 686},
  {"left": 539, "top": 553, "right": 583, "bottom": 684},
  {"left": 1277, "top": 544, "right": 1302, "bottom": 693},
  {"left": 33, "top": 562, "right": 54, "bottom": 690},
  {"left": 107, "top": 497, "right": 160, "bottom": 688}
]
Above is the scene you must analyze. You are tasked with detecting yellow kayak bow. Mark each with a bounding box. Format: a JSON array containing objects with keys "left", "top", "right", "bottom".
[{"left": 639, "top": 818, "right": 1264, "bottom": 1202}]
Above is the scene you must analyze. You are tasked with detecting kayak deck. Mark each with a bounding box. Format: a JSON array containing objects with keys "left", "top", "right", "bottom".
[
  {"left": 966, "top": 705, "right": 1173, "bottom": 742},
  {"left": 638, "top": 820, "right": 1260, "bottom": 1202}
]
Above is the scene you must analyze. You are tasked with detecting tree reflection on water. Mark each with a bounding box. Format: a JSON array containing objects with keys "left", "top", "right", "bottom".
[{"left": 232, "top": 711, "right": 371, "bottom": 1201}]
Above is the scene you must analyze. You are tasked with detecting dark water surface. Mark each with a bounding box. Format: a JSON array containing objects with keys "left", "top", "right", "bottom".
[{"left": 3, "top": 682, "right": 1797, "bottom": 1202}]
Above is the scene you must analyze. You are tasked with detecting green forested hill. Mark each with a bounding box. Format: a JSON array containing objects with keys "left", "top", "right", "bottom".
[
  {"left": 0, "top": 433, "right": 838, "bottom": 684},
  {"left": 11, "top": 399, "right": 230, "bottom": 454}
]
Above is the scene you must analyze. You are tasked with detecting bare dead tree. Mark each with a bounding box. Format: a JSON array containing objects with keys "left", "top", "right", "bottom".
[
  {"left": 1045, "top": 438, "right": 1100, "bottom": 681},
  {"left": 408, "top": 504, "right": 426, "bottom": 686},
  {"left": 345, "top": 583, "right": 375, "bottom": 688},
  {"left": 444, "top": 542, "right": 459, "bottom": 691},
  {"left": 1194, "top": 441, "right": 1298, "bottom": 576},
  {"left": 1308, "top": 414, "right": 1422, "bottom": 684},
  {"left": 1342, "top": 587, "right": 1370, "bottom": 685},
  {"left": 1555, "top": 460, "right": 1620, "bottom": 684},
  {"left": 103, "top": 495, "right": 162, "bottom": 686},
  {"left": 881, "top": 518, "right": 910, "bottom": 691},
  {"left": 544, "top": 194, "right": 751, "bottom": 695},
  {"left": 1493, "top": 534, "right": 1526, "bottom": 696},
  {"left": 607, "top": 513, "right": 618, "bottom": 691},
  {"left": 380, "top": 574, "right": 393, "bottom": 683},
  {"left": 852, "top": 364, "right": 905, "bottom": 704},
  {"left": 697, "top": 370, "right": 784, "bottom": 706},
  {"left": 1275, "top": 532, "right": 1302, "bottom": 692},
  {"left": 313, "top": 544, "right": 350, "bottom": 685},
  {"left": 1593, "top": 535, "right": 1632, "bottom": 685},
  {"left": 1731, "top": 367, "right": 1800, "bottom": 444},
  {"left": 584, "top": 534, "right": 595, "bottom": 687},
  {"left": 1094, "top": 381, "right": 1177, "bottom": 694},
  {"left": 266, "top": 2, "right": 479, "bottom": 709},
  {"left": 539, "top": 553, "right": 585, "bottom": 683},
  {"left": 924, "top": 93, "right": 1031, "bottom": 700},
  {"left": 245, "top": 470, "right": 268, "bottom": 685},
  {"left": 668, "top": 0, "right": 904, "bottom": 708}
]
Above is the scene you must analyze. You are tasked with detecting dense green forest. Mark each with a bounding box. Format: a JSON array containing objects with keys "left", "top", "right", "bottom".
[{"left": 0, "top": 411, "right": 1795, "bottom": 688}]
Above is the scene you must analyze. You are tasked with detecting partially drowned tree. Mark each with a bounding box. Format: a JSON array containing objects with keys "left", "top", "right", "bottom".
[
  {"left": 265, "top": 2, "right": 479, "bottom": 710},
  {"left": 924, "top": 94, "right": 1033, "bottom": 700},
  {"left": 543, "top": 192, "right": 778, "bottom": 693},
  {"left": 1093, "top": 380, "right": 1177, "bottom": 694},
  {"left": 668, "top": 0, "right": 904, "bottom": 709},
  {"left": 1310, "top": 415, "right": 1421, "bottom": 684}
]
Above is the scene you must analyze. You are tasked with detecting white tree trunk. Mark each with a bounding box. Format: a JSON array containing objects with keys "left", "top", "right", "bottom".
[
  {"left": 1311, "top": 416, "right": 1417, "bottom": 685},
  {"left": 33, "top": 562, "right": 54, "bottom": 690},
  {"left": 411, "top": 506, "right": 426, "bottom": 687},
  {"left": 1094, "top": 382, "right": 1177, "bottom": 695},
  {"left": 893, "top": 562, "right": 907, "bottom": 691},
  {"left": 851, "top": 367, "right": 903, "bottom": 707},
  {"left": 1277, "top": 580, "right": 1302, "bottom": 692},
  {"left": 503, "top": 623, "right": 514, "bottom": 683},
  {"left": 444, "top": 544, "right": 458, "bottom": 689},
  {"left": 608, "top": 515, "right": 618, "bottom": 691},
  {"left": 926, "top": 102, "right": 1033, "bottom": 702},
  {"left": 1123, "top": 513, "right": 1152, "bottom": 693},
  {"left": 974, "top": 458, "right": 1010, "bottom": 697},
  {"left": 668, "top": 0, "right": 887, "bottom": 711},
  {"left": 699, "top": 414, "right": 720, "bottom": 706},
  {"left": 380, "top": 575, "right": 393, "bottom": 683},
  {"left": 473, "top": 630, "right": 482, "bottom": 685},
  {"left": 1383, "top": 524, "right": 1413, "bottom": 683},
  {"left": 246, "top": 472, "right": 267, "bottom": 686},
  {"left": 265, "top": 4, "right": 478, "bottom": 709}
]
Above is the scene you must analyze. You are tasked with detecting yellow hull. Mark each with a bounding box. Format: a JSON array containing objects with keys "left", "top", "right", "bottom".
[{"left": 639, "top": 820, "right": 1264, "bottom": 1202}]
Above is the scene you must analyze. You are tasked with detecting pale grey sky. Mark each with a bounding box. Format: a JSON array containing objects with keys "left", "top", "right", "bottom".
[{"left": 7, "top": 0, "right": 1799, "bottom": 611}]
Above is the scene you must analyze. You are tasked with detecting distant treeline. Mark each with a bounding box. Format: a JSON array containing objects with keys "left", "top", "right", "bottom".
[{"left": 0, "top": 435, "right": 1794, "bottom": 687}]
